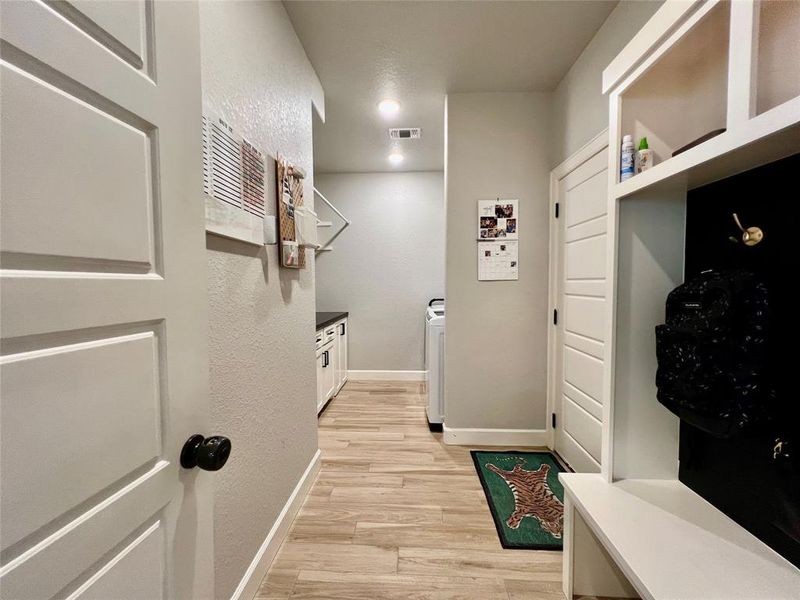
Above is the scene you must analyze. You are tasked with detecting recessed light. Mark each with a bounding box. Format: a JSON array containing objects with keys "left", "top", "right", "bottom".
[
  {"left": 388, "top": 152, "right": 404, "bottom": 165},
  {"left": 378, "top": 99, "right": 400, "bottom": 117}
]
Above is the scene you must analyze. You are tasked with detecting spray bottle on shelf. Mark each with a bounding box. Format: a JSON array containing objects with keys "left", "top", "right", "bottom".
[
  {"left": 637, "top": 137, "right": 654, "bottom": 173},
  {"left": 620, "top": 134, "right": 635, "bottom": 181}
]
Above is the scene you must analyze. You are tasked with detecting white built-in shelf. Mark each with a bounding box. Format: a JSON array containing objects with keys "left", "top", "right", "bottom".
[
  {"left": 562, "top": 473, "right": 800, "bottom": 600},
  {"left": 614, "top": 96, "right": 800, "bottom": 200},
  {"left": 607, "top": 0, "right": 800, "bottom": 202},
  {"left": 564, "top": 1, "right": 800, "bottom": 597},
  {"left": 598, "top": 0, "right": 800, "bottom": 483},
  {"left": 756, "top": 0, "right": 800, "bottom": 116},
  {"left": 618, "top": 1, "right": 730, "bottom": 175},
  {"left": 599, "top": 0, "right": 800, "bottom": 482}
]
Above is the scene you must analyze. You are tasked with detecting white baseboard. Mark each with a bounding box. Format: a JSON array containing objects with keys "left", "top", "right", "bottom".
[
  {"left": 443, "top": 424, "right": 549, "bottom": 447},
  {"left": 230, "top": 449, "right": 321, "bottom": 600},
  {"left": 347, "top": 370, "right": 426, "bottom": 381}
]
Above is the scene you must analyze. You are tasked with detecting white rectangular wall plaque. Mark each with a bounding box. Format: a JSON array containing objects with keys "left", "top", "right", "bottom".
[{"left": 202, "top": 111, "right": 267, "bottom": 245}]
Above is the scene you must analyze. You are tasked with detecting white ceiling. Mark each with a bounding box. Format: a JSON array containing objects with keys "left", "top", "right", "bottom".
[{"left": 285, "top": 0, "right": 617, "bottom": 174}]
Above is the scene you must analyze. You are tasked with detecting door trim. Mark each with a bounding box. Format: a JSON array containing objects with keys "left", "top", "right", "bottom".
[{"left": 546, "top": 130, "right": 609, "bottom": 453}]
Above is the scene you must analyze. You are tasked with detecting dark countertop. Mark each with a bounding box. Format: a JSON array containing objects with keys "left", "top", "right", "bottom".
[{"left": 316, "top": 311, "right": 348, "bottom": 330}]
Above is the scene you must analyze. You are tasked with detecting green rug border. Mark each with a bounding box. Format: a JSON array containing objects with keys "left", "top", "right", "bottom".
[{"left": 470, "top": 450, "right": 566, "bottom": 551}]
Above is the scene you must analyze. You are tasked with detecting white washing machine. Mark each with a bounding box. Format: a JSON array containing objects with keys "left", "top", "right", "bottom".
[{"left": 425, "top": 299, "right": 445, "bottom": 431}]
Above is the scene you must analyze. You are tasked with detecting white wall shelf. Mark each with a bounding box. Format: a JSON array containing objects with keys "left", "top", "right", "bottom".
[
  {"left": 613, "top": 96, "right": 800, "bottom": 200},
  {"left": 607, "top": 0, "right": 800, "bottom": 201},
  {"left": 618, "top": 1, "right": 730, "bottom": 173}
]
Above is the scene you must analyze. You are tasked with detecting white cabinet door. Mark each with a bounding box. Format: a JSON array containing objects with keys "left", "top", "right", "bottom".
[
  {"left": 336, "top": 319, "right": 348, "bottom": 391},
  {"left": 316, "top": 345, "right": 327, "bottom": 413},
  {"left": 0, "top": 2, "right": 213, "bottom": 598},
  {"left": 320, "top": 341, "right": 336, "bottom": 408},
  {"left": 328, "top": 332, "right": 340, "bottom": 397},
  {"left": 322, "top": 325, "right": 337, "bottom": 396}
]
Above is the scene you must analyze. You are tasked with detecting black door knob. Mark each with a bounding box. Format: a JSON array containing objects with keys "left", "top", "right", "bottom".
[{"left": 181, "top": 434, "right": 232, "bottom": 471}]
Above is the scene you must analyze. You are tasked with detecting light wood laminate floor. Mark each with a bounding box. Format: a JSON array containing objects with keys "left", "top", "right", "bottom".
[{"left": 256, "top": 381, "right": 600, "bottom": 600}]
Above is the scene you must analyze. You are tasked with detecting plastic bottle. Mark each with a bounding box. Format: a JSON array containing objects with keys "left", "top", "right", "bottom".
[
  {"left": 637, "top": 137, "right": 654, "bottom": 173},
  {"left": 620, "top": 134, "right": 635, "bottom": 181}
]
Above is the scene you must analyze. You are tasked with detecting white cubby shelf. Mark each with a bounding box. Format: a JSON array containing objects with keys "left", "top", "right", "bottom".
[
  {"left": 605, "top": 0, "right": 800, "bottom": 200},
  {"left": 560, "top": 1, "right": 800, "bottom": 598}
]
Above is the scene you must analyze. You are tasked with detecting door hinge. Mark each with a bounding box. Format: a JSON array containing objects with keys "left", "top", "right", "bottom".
[
  {"left": 553, "top": 308, "right": 558, "bottom": 325},
  {"left": 555, "top": 202, "right": 560, "bottom": 219},
  {"left": 552, "top": 413, "right": 557, "bottom": 428}
]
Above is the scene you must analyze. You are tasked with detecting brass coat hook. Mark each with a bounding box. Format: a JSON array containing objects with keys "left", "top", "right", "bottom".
[{"left": 732, "top": 213, "right": 764, "bottom": 246}]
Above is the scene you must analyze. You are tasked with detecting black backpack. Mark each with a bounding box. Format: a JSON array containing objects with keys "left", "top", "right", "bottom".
[{"left": 655, "top": 269, "right": 774, "bottom": 438}]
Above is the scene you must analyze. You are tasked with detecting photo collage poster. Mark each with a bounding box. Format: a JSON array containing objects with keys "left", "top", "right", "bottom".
[
  {"left": 478, "top": 199, "right": 518, "bottom": 240},
  {"left": 477, "top": 199, "right": 519, "bottom": 281}
]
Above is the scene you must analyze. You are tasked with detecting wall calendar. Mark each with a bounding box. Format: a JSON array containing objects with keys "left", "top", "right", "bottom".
[{"left": 477, "top": 199, "right": 519, "bottom": 281}]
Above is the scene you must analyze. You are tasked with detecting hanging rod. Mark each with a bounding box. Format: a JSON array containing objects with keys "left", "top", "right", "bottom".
[{"left": 313, "top": 187, "right": 350, "bottom": 253}]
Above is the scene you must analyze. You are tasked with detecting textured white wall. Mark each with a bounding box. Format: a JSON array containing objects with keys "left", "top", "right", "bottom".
[
  {"left": 199, "top": 3, "right": 321, "bottom": 598},
  {"left": 551, "top": 0, "right": 663, "bottom": 166},
  {"left": 315, "top": 172, "right": 445, "bottom": 371},
  {"left": 444, "top": 93, "right": 552, "bottom": 430}
]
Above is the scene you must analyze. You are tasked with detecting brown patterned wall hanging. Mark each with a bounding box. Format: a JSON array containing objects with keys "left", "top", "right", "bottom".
[{"left": 276, "top": 157, "right": 306, "bottom": 269}]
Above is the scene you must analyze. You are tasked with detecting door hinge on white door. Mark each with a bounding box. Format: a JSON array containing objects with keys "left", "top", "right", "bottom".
[
  {"left": 552, "top": 413, "right": 557, "bottom": 428},
  {"left": 555, "top": 202, "right": 560, "bottom": 219},
  {"left": 553, "top": 309, "right": 558, "bottom": 325}
]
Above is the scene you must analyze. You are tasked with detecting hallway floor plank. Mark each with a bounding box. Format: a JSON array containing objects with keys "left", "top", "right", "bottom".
[{"left": 255, "top": 381, "right": 573, "bottom": 600}]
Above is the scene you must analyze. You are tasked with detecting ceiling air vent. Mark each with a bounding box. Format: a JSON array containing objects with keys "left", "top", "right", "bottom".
[{"left": 389, "top": 128, "right": 421, "bottom": 140}]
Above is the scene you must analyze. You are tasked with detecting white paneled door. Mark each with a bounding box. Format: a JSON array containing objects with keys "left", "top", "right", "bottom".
[
  {"left": 552, "top": 144, "right": 608, "bottom": 473},
  {"left": 1, "top": 2, "right": 214, "bottom": 599}
]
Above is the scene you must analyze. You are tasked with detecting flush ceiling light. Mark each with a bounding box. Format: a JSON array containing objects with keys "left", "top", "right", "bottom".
[
  {"left": 388, "top": 152, "right": 404, "bottom": 165},
  {"left": 378, "top": 99, "right": 400, "bottom": 117}
]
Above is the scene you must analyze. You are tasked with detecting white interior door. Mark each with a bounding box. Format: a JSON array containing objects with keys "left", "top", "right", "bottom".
[
  {"left": 0, "top": 2, "right": 213, "bottom": 598},
  {"left": 552, "top": 145, "right": 608, "bottom": 473}
]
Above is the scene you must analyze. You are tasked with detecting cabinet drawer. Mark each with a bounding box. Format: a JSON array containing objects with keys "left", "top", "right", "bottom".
[
  {"left": 334, "top": 319, "right": 346, "bottom": 337},
  {"left": 323, "top": 326, "right": 336, "bottom": 344},
  {"left": 315, "top": 330, "right": 324, "bottom": 350}
]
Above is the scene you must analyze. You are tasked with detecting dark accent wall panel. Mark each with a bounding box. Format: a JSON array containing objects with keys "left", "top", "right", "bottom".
[{"left": 681, "top": 153, "right": 800, "bottom": 567}]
